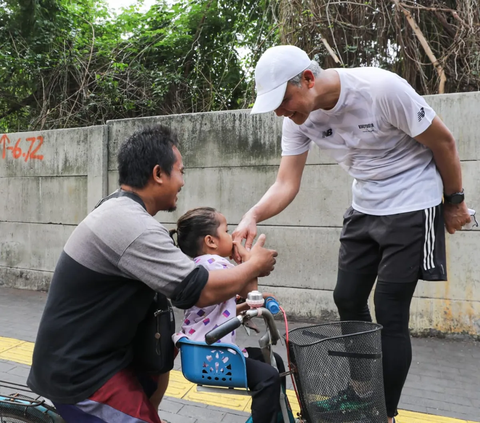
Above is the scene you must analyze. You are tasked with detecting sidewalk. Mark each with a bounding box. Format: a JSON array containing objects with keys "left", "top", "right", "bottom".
[{"left": 0, "top": 287, "right": 478, "bottom": 422}]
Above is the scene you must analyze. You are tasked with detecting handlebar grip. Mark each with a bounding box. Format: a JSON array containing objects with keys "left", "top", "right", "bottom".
[{"left": 205, "top": 316, "right": 243, "bottom": 345}]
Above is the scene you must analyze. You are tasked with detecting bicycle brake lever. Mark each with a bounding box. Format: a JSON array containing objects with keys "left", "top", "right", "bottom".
[{"left": 244, "top": 320, "right": 261, "bottom": 334}]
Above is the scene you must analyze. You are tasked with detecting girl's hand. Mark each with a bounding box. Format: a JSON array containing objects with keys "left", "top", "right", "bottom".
[
  {"left": 234, "top": 234, "right": 277, "bottom": 277},
  {"left": 232, "top": 212, "right": 258, "bottom": 262},
  {"left": 232, "top": 239, "right": 252, "bottom": 263}
]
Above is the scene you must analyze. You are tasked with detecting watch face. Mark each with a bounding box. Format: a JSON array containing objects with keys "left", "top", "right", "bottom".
[{"left": 446, "top": 193, "right": 465, "bottom": 204}]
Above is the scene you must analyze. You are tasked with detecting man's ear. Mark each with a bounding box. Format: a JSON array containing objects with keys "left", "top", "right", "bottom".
[
  {"left": 303, "top": 69, "right": 315, "bottom": 88},
  {"left": 205, "top": 235, "right": 217, "bottom": 249},
  {"left": 153, "top": 165, "right": 163, "bottom": 184}
]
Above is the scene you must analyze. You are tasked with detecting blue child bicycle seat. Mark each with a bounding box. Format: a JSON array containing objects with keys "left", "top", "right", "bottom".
[{"left": 177, "top": 337, "right": 248, "bottom": 389}]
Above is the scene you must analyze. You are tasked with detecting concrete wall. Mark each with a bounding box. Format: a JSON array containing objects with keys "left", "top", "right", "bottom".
[
  {"left": 1, "top": 92, "right": 479, "bottom": 336},
  {"left": 0, "top": 126, "right": 107, "bottom": 289}
]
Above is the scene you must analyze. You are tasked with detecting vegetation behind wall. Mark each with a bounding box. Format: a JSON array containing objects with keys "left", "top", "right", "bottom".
[{"left": 1, "top": 0, "right": 479, "bottom": 132}]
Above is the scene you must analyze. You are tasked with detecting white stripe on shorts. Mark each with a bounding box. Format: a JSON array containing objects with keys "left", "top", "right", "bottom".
[{"left": 423, "top": 207, "right": 436, "bottom": 270}]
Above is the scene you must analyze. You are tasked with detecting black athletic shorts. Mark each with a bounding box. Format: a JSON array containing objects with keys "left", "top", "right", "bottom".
[{"left": 338, "top": 203, "right": 447, "bottom": 282}]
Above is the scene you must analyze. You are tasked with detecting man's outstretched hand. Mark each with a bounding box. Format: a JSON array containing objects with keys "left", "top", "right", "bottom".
[
  {"left": 233, "top": 234, "right": 277, "bottom": 277},
  {"left": 232, "top": 212, "right": 258, "bottom": 263}
]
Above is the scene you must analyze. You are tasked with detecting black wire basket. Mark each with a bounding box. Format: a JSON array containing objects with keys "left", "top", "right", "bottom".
[{"left": 286, "top": 321, "right": 387, "bottom": 423}]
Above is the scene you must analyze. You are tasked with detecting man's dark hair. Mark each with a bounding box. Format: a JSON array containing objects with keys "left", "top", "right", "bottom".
[{"left": 117, "top": 125, "right": 179, "bottom": 189}]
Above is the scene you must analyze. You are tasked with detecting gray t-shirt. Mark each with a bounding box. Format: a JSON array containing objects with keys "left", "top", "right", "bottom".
[
  {"left": 27, "top": 195, "right": 198, "bottom": 403},
  {"left": 66, "top": 196, "right": 195, "bottom": 296},
  {"left": 282, "top": 67, "right": 443, "bottom": 215}
]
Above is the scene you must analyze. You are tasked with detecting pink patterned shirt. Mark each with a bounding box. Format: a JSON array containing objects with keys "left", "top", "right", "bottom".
[{"left": 173, "top": 254, "right": 247, "bottom": 356}]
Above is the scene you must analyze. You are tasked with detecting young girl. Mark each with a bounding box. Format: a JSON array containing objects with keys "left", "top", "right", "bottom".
[{"left": 170, "top": 207, "right": 285, "bottom": 423}]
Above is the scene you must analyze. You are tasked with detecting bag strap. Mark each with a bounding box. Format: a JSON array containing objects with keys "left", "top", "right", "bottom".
[
  {"left": 94, "top": 189, "right": 147, "bottom": 211},
  {"left": 154, "top": 292, "right": 172, "bottom": 312}
]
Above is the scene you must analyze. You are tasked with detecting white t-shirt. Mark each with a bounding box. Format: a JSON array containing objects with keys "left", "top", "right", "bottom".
[{"left": 282, "top": 67, "right": 444, "bottom": 215}]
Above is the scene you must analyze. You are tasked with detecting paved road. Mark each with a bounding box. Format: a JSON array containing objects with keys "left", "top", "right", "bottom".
[{"left": 0, "top": 287, "right": 479, "bottom": 422}]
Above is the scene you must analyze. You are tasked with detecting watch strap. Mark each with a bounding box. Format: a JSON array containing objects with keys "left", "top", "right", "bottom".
[{"left": 444, "top": 189, "right": 465, "bottom": 204}]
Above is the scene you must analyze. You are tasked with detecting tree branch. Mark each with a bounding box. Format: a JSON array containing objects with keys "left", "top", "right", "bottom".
[{"left": 393, "top": 0, "right": 447, "bottom": 93}]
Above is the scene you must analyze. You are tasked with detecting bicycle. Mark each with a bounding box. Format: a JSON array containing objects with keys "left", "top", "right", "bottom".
[
  {"left": 0, "top": 294, "right": 297, "bottom": 423},
  {"left": 0, "top": 381, "right": 64, "bottom": 423},
  {"left": 1, "top": 295, "right": 387, "bottom": 423},
  {"left": 177, "top": 295, "right": 298, "bottom": 423},
  {"left": 177, "top": 292, "right": 388, "bottom": 423}
]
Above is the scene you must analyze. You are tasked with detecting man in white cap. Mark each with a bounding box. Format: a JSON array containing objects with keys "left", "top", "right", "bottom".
[{"left": 233, "top": 45, "right": 471, "bottom": 423}]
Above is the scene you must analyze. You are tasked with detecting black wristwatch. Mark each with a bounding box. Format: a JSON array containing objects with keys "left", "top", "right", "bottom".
[{"left": 444, "top": 189, "right": 465, "bottom": 205}]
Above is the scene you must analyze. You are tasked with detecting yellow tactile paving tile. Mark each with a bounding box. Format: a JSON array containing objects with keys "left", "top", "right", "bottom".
[
  {"left": 0, "top": 337, "right": 25, "bottom": 354},
  {"left": 0, "top": 342, "right": 34, "bottom": 365},
  {"left": 396, "top": 410, "right": 477, "bottom": 423},
  {"left": 286, "top": 389, "right": 301, "bottom": 416},
  {"left": 241, "top": 397, "right": 253, "bottom": 413},
  {"left": 164, "top": 369, "right": 196, "bottom": 398},
  {"left": 0, "top": 336, "right": 476, "bottom": 423},
  {"left": 184, "top": 384, "right": 252, "bottom": 411},
  {"left": 0, "top": 336, "right": 33, "bottom": 365}
]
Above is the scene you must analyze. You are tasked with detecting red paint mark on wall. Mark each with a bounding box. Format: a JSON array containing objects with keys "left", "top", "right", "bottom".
[{"left": 1, "top": 134, "right": 44, "bottom": 162}]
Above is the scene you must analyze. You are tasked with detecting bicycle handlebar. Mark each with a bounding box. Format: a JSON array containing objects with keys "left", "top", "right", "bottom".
[
  {"left": 205, "top": 315, "right": 243, "bottom": 345},
  {"left": 204, "top": 307, "right": 281, "bottom": 346}
]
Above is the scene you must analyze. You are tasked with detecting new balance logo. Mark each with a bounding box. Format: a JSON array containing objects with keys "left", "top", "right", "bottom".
[
  {"left": 322, "top": 128, "right": 333, "bottom": 138},
  {"left": 417, "top": 107, "right": 425, "bottom": 122}
]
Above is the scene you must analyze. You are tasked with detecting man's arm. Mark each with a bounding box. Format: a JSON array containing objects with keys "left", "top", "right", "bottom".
[
  {"left": 232, "top": 151, "right": 308, "bottom": 254},
  {"left": 195, "top": 234, "right": 275, "bottom": 307},
  {"left": 196, "top": 266, "right": 258, "bottom": 307},
  {"left": 414, "top": 116, "right": 471, "bottom": 233}
]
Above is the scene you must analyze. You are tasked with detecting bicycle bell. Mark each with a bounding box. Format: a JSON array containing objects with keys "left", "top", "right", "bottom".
[{"left": 246, "top": 290, "right": 264, "bottom": 308}]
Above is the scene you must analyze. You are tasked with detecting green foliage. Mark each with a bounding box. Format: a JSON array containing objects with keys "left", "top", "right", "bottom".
[
  {"left": 2, "top": 0, "right": 479, "bottom": 131},
  {"left": 0, "top": 0, "right": 278, "bottom": 131},
  {"left": 277, "top": 0, "right": 480, "bottom": 96}
]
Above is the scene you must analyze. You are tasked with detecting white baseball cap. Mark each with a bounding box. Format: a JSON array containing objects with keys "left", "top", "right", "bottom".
[{"left": 250, "top": 45, "right": 311, "bottom": 114}]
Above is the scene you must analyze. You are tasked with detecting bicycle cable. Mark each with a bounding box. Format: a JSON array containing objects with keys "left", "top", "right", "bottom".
[{"left": 279, "top": 306, "right": 302, "bottom": 411}]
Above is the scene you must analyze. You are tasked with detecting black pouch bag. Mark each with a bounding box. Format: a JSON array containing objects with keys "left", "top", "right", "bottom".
[
  {"left": 95, "top": 189, "right": 176, "bottom": 374},
  {"left": 133, "top": 293, "right": 175, "bottom": 374}
]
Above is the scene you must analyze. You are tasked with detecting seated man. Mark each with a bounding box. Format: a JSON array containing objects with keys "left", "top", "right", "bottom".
[{"left": 27, "top": 125, "right": 277, "bottom": 423}]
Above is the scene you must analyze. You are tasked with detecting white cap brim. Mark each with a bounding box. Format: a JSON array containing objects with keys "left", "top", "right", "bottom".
[{"left": 250, "top": 81, "right": 288, "bottom": 115}]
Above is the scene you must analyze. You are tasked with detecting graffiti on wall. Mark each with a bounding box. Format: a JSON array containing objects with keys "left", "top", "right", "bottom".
[{"left": 1, "top": 134, "right": 44, "bottom": 162}]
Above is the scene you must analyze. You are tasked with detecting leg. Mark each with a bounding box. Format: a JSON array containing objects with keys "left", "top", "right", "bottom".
[
  {"left": 54, "top": 368, "right": 162, "bottom": 423},
  {"left": 332, "top": 209, "right": 380, "bottom": 392},
  {"left": 334, "top": 269, "right": 377, "bottom": 322},
  {"left": 245, "top": 347, "right": 281, "bottom": 423},
  {"left": 335, "top": 207, "right": 381, "bottom": 322},
  {"left": 330, "top": 270, "right": 379, "bottom": 398},
  {"left": 149, "top": 372, "right": 170, "bottom": 411},
  {"left": 274, "top": 351, "right": 287, "bottom": 391},
  {"left": 374, "top": 280, "right": 417, "bottom": 418},
  {"left": 372, "top": 205, "right": 445, "bottom": 420},
  {"left": 52, "top": 403, "right": 109, "bottom": 422},
  {"left": 246, "top": 347, "right": 287, "bottom": 390}
]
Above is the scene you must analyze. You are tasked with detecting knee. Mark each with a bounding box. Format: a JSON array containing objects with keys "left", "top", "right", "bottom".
[
  {"left": 334, "top": 285, "right": 373, "bottom": 322},
  {"left": 333, "top": 286, "right": 361, "bottom": 313},
  {"left": 333, "top": 287, "right": 350, "bottom": 310},
  {"left": 266, "top": 366, "right": 281, "bottom": 387},
  {"left": 374, "top": 303, "right": 408, "bottom": 336},
  {"left": 257, "top": 366, "right": 280, "bottom": 392},
  {"left": 374, "top": 280, "right": 416, "bottom": 334}
]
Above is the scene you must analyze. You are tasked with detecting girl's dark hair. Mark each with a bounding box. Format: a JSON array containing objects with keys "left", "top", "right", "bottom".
[{"left": 170, "top": 207, "right": 220, "bottom": 258}]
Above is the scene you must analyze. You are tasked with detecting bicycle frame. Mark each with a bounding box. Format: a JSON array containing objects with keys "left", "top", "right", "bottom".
[{"left": 0, "top": 381, "right": 64, "bottom": 422}]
